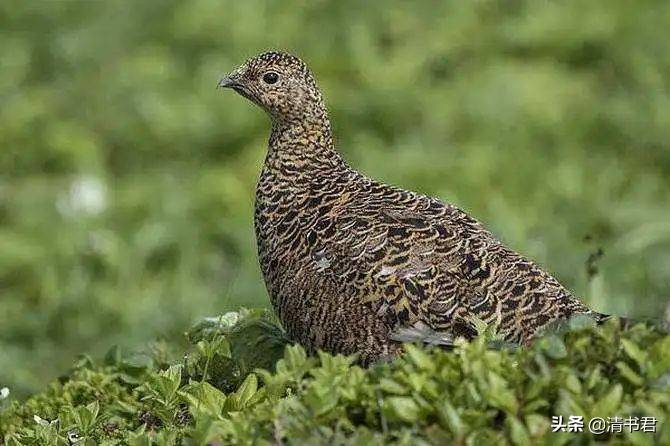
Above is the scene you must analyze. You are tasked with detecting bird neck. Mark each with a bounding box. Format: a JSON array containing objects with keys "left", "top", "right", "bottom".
[{"left": 265, "top": 113, "right": 343, "bottom": 175}]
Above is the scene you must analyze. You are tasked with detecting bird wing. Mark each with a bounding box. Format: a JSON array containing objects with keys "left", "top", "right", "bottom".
[
  {"left": 312, "top": 184, "right": 589, "bottom": 343},
  {"left": 307, "top": 188, "right": 469, "bottom": 332}
]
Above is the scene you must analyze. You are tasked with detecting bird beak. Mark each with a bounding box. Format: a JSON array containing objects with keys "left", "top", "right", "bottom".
[
  {"left": 217, "top": 66, "right": 246, "bottom": 90},
  {"left": 217, "top": 75, "right": 238, "bottom": 89}
]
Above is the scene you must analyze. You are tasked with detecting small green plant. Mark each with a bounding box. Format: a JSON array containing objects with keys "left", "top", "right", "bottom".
[{"left": 1, "top": 310, "right": 669, "bottom": 445}]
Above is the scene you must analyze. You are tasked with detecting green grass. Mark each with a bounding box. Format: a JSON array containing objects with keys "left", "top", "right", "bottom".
[{"left": 1, "top": 0, "right": 669, "bottom": 399}]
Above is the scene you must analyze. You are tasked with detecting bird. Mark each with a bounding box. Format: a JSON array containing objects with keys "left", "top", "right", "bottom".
[{"left": 218, "top": 51, "right": 610, "bottom": 364}]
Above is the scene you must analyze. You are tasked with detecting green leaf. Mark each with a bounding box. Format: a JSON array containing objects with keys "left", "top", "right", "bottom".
[
  {"left": 616, "top": 361, "right": 645, "bottom": 386},
  {"left": 486, "top": 371, "right": 518, "bottom": 413},
  {"left": 404, "top": 344, "right": 436, "bottom": 372},
  {"left": 386, "top": 396, "right": 420, "bottom": 423},
  {"left": 621, "top": 339, "right": 648, "bottom": 370},
  {"left": 507, "top": 416, "right": 531, "bottom": 446},
  {"left": 180, "top": 381, "right": 227, "bottom": 418},
  {"left": 379, "top": 378, "right": 407, "bottom": 395},
  {"left": 278, "top": 344, "right": 308, "bottom": 375},
  {"left": 564, "top": 372, "right": 582, "bottom": 395},
  {"left": 555, "top": 390, "right": 587, "bottom": 419},
  {"left": 160, "top": 364, "right": 183, "bottom": 399},
  {"left": 524, "top": 414, "right": 549, "bottom": 438},
  {"left": 541, "top": 335, "right": 568, "bottom": 359},
  {"left": 437, "top": 401, "right": 465, "bottom": 438},
  {"left": 227, "top": 373, "right": 259, "bottom": 411},
  {"left": 128, "top": 431, "right": 152, "bottom": 446},
  {"left": 103, "top": 345, "right": 122, "bottom": 366},
  {"left": 304, "top": 381, "right": 340, "bottom": 416},
  {"left": 236, "top": 373, "right": 258, "bottom": 406},
  {"left": 591, "top": 384, "right": 622, "bottom": 417},
  {"left": 586, "top": 366, "right": 603, "bottom": 390}
]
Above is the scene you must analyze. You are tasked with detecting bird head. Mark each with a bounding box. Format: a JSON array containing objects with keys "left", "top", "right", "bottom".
[{"left": 218, "top": 51, "right": 327, "bottom": 124}]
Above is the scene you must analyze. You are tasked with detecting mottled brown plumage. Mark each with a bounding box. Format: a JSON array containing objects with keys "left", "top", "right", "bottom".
[{"left": 218, "top": 51, "right": 604, "bottom": 363}]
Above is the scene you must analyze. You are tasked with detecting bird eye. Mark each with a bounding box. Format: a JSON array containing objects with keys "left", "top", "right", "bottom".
[{"left": 262, "top": 71, "right": 279, "bottom": 84}]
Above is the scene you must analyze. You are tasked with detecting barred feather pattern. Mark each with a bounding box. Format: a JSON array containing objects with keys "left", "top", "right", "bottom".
[{"left": 222, "top": 51, "right": 596, "bottom": 364}]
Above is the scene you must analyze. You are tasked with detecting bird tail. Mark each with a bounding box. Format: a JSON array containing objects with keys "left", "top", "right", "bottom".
[
  {"left": 590, "top": 311, "right": 653, "bottom": 330},
  {"left": 591, "top": 311, "right": 616, "bottom": 323}
]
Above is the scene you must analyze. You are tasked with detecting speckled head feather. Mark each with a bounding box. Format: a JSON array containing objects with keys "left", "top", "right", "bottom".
[
  {"left": 219, "top": 51, "right": 326, "bottom": 125},
  {"left": 219, "top": 51, "right": 609, "bottom": 365}
]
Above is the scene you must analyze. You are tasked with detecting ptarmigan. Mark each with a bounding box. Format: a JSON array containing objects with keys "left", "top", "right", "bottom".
[{"left": 218, "top": 51, "right": 608, "bottom": 364}]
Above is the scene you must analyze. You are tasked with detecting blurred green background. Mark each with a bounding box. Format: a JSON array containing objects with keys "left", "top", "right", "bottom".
[{"left": 1, "top": 0, "right": 669, "bottom": 397}]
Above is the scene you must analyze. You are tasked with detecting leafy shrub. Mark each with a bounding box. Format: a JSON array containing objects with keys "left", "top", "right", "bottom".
[
  {"left": 1, "top": 310, "right": 669, "bottom": 445},
  {"left": 2, "top": 0, "right": 670, "bottom": 398}
]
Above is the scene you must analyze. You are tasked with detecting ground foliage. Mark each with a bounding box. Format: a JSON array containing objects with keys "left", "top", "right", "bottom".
[
  {"left": 1, "top": 311, "right": 669, "bottom": 445},
  {"left": 1, "top": 0, "right": 669, "bottom": 401}
]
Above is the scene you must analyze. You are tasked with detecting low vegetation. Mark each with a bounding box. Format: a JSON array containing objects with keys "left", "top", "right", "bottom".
[
  {"left": 1, "top": 310, "right": 668, "bottom": 445},
  {"left": 1, "top": 2, "right": 669, "bottom": 445},
  {"left": 2, "top": 0, "right": 670, "bottom": 398}
]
